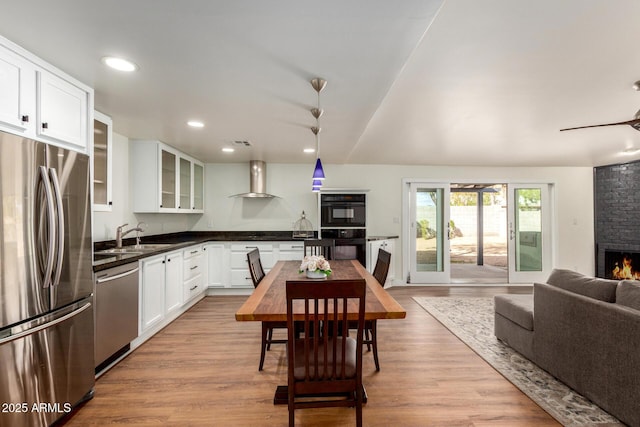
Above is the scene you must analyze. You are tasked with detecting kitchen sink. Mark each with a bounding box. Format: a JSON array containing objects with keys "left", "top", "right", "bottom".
[
  {"left": 125, "top": 243, "right": 173, "bottom": 251},
  {"left": 97, "top": 248, "right": 144, "bottom": 254}
]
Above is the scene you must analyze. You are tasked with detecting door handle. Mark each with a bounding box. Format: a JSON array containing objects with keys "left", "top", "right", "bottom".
[
  {"left": 38, "top": 166, "right": 56, "bottom": 288},
  {"left": 49, "top": 168, "right": 65, "bottom": 288}
]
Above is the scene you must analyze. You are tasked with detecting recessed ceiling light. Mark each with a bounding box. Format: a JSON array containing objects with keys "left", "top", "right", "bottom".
[
  {"left": 187, "top": 120, "right": 204, "bottom": 128},
  {"left": 101, "top": 56, "right": 138, "bottom": 72},
  {"left": 222, "top": 147, "right": 235, "bottom": 153},
  {"left": 303, "top": 148, "right": 315, "bottom": 153}
]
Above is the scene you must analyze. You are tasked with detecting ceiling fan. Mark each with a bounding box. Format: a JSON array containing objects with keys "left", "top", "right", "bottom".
[{"left": 560, "top": 109, "right": 640, "bottom": 132}]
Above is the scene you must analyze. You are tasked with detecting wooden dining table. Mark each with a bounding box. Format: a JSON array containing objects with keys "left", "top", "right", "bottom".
[
  {"left": 235, "top": 259, "right": 406, "bottom": 404},
  {"left": 235, "top": 259, "right": 406, "bottom": 322}
]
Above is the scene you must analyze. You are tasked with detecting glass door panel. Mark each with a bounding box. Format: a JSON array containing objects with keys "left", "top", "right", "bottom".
[
  {"left": 193, "top": 163, "right": 204, "bottom": 210},
  {"left": 409, "top": 183, "right": 450, "bottom": 283},
  {"left": 507, "top": 184, "right": 552, "bottom": 283},
  {"left": 179, "top": 157, "right": 191, "bottom": 210},
  {"left": 161, "top": 149, "right": 176, "bottom": 209}
]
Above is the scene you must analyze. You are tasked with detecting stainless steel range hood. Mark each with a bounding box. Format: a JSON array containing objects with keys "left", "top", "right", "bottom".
[{"left": 230, "top": 160, "right": 278, "bottom": 198}]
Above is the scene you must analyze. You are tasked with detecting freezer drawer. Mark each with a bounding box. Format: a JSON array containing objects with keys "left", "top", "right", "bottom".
[{"left": 0, "top": 299, "right": 94, "bottom": 427}]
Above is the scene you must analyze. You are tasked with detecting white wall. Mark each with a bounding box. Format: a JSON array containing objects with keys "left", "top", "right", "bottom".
[{"left": 93, "top": 135, "right": 595, "bottom": 279}]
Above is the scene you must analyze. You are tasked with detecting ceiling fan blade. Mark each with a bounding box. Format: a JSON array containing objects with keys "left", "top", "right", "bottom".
[{"left": 560, "top": 119, "right": 639, "bottom": 132}]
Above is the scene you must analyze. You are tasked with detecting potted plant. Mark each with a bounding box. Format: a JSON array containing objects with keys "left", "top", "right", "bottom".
[{"left": 299, "top": 255, "right": 332, "bottom": 279}]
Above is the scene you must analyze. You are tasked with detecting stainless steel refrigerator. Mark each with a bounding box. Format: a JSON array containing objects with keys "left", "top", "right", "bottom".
[{"left": 0, "top": 131, "right": 94, "bottom": 427}]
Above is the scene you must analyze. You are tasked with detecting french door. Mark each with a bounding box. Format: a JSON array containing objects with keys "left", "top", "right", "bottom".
[
  {"left": 408, "top": 182, "right": 450, "bottom": 283},
  {"left": 507, "top": 184, "right": 552, "bottom": 283}
]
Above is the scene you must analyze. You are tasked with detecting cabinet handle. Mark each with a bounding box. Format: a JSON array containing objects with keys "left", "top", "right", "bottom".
[
  {"left": 190, "top": 285, "right": 198, "bottom": 291},
  {"left": 245, "top": 246, "right": 258, "bottom": 249},
  {"left": 167, "top": 258, "right": 171, "bottom": 262},
  {"left": 162, "top": 260, "right": 165, "bottom": 264},
  {"left": 190, "top": 250, "right": 198, "bottom": 254},
  {"left": 21, "top": 115, "right": 29, "bottom": 123},
  {"left": 108, "top": 201, "right": 113, "bottom": 206},
  {"left": 190, "top": 266, "right": 198, "bottom": 270},
  {"left": 42, "top": 122, "right": 48, "bottom": 129}
]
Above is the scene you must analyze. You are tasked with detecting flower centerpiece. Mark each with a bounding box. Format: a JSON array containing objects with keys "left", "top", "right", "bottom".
[{"left": 299, "top": 255, "right": 332, "bottom": 279}]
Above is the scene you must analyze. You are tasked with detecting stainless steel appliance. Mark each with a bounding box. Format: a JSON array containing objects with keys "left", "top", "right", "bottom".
[
  {"left": 320, "top": 193, "right": 367, "bottom": 266},
  {"left": 95, "top": 262, "right": 139, "bottom": 372},
  {"left": 0, "top": 131, "right": 94, "bottom": 427},
  {"left": 320, "top": 193, "right": 366, "bottom": 228}
]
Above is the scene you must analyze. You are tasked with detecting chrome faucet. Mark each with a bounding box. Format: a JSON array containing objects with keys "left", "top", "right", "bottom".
[{"left": 115, "top": 222, "right": 146, "bottom": 248}]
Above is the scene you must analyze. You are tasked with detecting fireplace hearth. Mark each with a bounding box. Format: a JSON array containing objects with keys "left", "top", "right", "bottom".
[{"left": 604, "top": 250, "right": 640, "bottom": 280}]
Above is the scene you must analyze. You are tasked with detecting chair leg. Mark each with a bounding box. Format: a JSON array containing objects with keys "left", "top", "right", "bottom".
[
  {"left": 266, "top": 327, "right": 273, "bottom": 351},
  {"left": 371, "top": 320, "right": 380, "bottom": 371},
  {"left": 259, "top": 323, "right": 268, "bottom": 371},
  {"left": 355, "top": 385, "right": 363, "bottom": 427},
  {"left": 364, "top": 328, "right": 371, "bottom": 351}
]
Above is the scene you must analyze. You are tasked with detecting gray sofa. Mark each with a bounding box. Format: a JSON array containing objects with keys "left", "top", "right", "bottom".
[{"left": 494, "top": 269, "right": 640, "bottom": 427}]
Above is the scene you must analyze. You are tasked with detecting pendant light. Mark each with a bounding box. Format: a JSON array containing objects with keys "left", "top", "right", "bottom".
[{"left": 310, "top": 77, "right": 327, "bottom": 191}]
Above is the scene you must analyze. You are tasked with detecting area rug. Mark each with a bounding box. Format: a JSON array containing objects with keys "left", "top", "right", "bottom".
[{"left": 412, "top": 297, "right": 623, "bottom": 427}]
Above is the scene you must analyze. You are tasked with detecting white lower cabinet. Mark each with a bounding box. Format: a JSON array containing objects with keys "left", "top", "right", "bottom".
[
  {"left": 183, "top": 245, "right": 204, "bottom": 302},
  {"left": 230, "top": 243, "right": 274, "bottom": 288},
  {"left": 204, "top": 243, "right": 225, "bottom": 288},
  {"left": 140, "top": 250, "right": 183, "bottom": 333},
  {"left": 277, "top": 242, "right": 305, "bottom": 261},
  {"left": 367, "top": 239, "right": 395, "bottom": 285}
]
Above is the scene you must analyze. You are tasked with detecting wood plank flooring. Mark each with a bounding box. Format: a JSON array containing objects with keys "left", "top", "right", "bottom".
[{"left": 61, "top": 286, "right": 559, "bottom": 426}]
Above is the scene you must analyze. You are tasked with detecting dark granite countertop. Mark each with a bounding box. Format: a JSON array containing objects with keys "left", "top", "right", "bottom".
[{"left": 93, "top": 231, "right": 315, "bottom": 272}]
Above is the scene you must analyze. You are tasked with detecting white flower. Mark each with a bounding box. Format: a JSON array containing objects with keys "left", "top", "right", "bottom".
[{"left": 299, "top": 255, "right": 331, "bottom": 275}]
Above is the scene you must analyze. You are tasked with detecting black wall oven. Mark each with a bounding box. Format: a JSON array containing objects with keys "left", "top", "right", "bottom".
[
  {"left": 320, "top": 193, "right": 367, "bottom": 266},
  {"left": 321, "top": 194, "right": 366, "bottom": 228}
]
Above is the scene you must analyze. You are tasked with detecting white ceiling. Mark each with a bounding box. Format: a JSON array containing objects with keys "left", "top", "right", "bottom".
[{"left": 2, "top": 0, "right": 640, "bottom": 167}]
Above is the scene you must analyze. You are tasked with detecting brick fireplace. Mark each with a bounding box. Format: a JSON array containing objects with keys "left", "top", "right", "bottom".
[{"left": 595, "top": 160, "right": 640, "bottom": 278}]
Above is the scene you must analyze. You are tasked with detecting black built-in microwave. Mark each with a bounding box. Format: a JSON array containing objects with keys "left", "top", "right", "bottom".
[{"left": 320, "top": 194, "right": 366, "bottom": 228}]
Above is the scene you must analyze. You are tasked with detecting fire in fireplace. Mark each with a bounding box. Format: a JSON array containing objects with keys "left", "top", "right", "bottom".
[{"left": 605, "top": 250, "right": 640, "bottom": 280}]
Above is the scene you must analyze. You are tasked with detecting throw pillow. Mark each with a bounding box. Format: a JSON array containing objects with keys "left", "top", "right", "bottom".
[
  {"left": 616, "top": 280, "right": 640, "bottom": 311},
  {"left": 546, "top": 268, "right": 618, "bottom": 302}
]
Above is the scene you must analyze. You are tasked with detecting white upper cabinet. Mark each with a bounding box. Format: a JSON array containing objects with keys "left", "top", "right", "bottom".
[
  {"left": 93, "top": 110, "right": 113, "bottom": 211},
  {"left": 0, "top": 36, "right": 92, "bottom": 153},
  {"left": 37, "top": 69, "right": 88, "bottom": 150},
  {"left": 0, "top": 46, "right": 35, "bottom": 134},
  {"left": 131, "top": 140, "right": 204, "bottom": 213}
]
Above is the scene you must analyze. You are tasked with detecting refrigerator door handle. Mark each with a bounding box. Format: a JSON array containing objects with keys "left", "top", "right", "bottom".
[
  {"left": 0, "top": 302, "right": 91, "bottom": 346},
  {"left": 38, "top": 165, "right": 56, "bottom": 288},
  {"left": 49, "top": 167, "right": 65, "bottom": 287}
]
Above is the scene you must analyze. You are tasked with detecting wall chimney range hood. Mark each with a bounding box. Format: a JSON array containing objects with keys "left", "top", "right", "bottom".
[{"left": 230, "top": 160, "right": 278, "bottom": 198}]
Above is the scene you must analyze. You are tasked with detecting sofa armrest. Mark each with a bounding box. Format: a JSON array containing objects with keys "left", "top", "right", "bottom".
[{"left": 533, "top": 282, "right": 640, "bottom": 426}]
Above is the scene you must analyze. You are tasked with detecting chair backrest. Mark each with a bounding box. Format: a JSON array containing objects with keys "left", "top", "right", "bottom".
[
  {"left": 247, "top": 248, "right": 265, "bottom": 288},
  {"left": 286, "top": 279, "right": 366, "bottom": 393},
  {"left": 372, "top": 249, "right": 391, "bottom": 287},
  {"left": 304, "top": 239, "right": 335, "bottom": 260}
]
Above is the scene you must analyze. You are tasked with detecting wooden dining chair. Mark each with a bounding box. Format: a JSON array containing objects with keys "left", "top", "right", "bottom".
[
  {"left": 303, "top": 239, "right": 335, "bottom": 260},
  {"left": 355, "top": 248, "right": 391, "bottom": 371},
  {"left": 247, "top": 248, "right": 287, "bottom": 371},
  {"left": 285, "top": 279, "right": 366, "bottom": 427}
]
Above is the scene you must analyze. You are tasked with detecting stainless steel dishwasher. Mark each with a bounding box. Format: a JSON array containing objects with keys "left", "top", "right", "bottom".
[{"left": 94, "top": 262, "right": 139, "bottom": 372}]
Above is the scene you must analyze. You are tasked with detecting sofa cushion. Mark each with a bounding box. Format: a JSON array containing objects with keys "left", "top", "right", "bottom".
[
  {"left": 546, "top": 268, "right": 618, "bottom": 302},
  {"left": 616, "top": 280, "right": 640, "bottom": 311},
  {"left": 494, "top": 294, "right": 534, "bottom": 331}
]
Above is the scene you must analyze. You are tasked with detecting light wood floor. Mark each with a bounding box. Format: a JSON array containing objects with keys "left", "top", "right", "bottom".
[{"left": 62, "top": 286, "right": 559, "bottom": 426}]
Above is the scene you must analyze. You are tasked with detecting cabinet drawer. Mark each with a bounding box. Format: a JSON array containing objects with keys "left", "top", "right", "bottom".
[
  {"left": 183, "top": 274, "right": 203, "bottom": 302},
  {"left": 183, "top": 245, "right": 202, "bottom": 259},
  {"left": 280, "top": 242, "right": 305, "bottom": 251},
  {"left": 230, "top": 269, "right": 256, "bottom": 288},
  {"left": 231, "top": 250, "right": 274, "bottom": 269},
  {"left": 183, "top": 254, "right": 203, "bottom": 281},
  {"left": 231, "top": 243, "right": 273, "bottom": 252}
]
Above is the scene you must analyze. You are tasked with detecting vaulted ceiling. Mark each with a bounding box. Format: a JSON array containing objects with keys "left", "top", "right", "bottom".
[{"left": 2, "top": 0, "right": 640, "bottom": 166}]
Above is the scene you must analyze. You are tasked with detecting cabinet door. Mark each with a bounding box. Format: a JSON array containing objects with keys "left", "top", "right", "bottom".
[
  {"left": 37, "top": 69, "right": 88, "bottom": 150},
  {"left": 93, "top": 111, "right": 112, "bottom": 211},
  {"left": 0, "top": 47, "right": 34, "bottom": 134},
  {"left": 178, "top": 156, "right": 191, "bottom": 211},
  {"left": 192, "top": 162, "right": 204, "bottom": 211},
  {"left": 165, "top": 252, "right": 183, "bottom": 313},
  {"left": 141, "top": 256, "right": 166, "bottom": 331},
  {"left": 160, "top": 147, "right": 177, "bottom": 210},
  {"left": 204, "top": 244, "right": 225, "bottom": 287}
]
